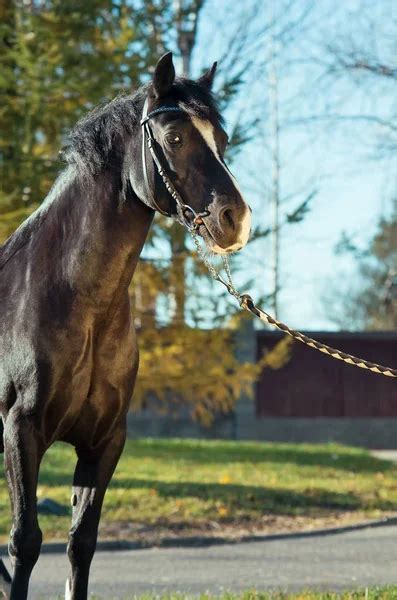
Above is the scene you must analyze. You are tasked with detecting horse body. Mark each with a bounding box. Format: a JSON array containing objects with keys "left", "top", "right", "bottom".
[{"left": 0, "top": 52, "right": 251, "bottom": 599}]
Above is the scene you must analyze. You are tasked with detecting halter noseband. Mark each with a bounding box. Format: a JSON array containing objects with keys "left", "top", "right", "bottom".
[{"left": 140, "top": 99, "right": 210, "bottom": 230}]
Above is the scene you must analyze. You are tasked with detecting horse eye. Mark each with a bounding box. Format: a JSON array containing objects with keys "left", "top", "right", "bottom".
[{"left": 165, "top": 133, "right": 182, "bottom": 146}]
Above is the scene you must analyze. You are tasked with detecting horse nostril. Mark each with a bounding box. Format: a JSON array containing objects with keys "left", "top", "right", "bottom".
[{"left": 220, "top": 207, "right": 235, "bottom": 231}]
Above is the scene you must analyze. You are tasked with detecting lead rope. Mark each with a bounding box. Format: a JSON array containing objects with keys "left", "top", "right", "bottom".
[
  {"left": 140, "top": 104, "right": 397, "bottom": 380},
  {"left": 190, "top": 230, "right": 397, "bottom": 379}
]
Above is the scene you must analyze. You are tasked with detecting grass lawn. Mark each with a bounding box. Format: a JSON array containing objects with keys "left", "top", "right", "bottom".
[
  {"left": 47, "top": 589, "right": 397, "bottom": 599},
  {"left": 0, "top": 438, "right": 396, "bottom": 543}
]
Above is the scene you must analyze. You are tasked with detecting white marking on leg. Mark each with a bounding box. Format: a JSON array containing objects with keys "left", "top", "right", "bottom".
[
  {"left": 191, "top": 117, "right": 251, "bottom": 247},
  {"left": 65, "top": 576, "right": 72, "bottom": 600}
]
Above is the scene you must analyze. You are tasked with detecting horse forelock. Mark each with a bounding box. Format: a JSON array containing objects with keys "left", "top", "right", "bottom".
[{"left": 171, "top": 78, "right": 224, "bottom": 129}]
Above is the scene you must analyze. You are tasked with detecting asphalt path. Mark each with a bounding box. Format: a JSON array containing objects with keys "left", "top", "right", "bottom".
[{"left": 2, "top": 525, "right": 397, "bottom": 598}]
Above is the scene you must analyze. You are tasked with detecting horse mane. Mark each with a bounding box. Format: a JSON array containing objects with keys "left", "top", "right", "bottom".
[
  {"left": 0, "top": 216, "right": 38, "bottom": 270},
  {"left": 63, "top": 92, "right": 142, "bottom": 176},
  {"left": 0, "top": 169, "right": 74, "bottom": 270}
]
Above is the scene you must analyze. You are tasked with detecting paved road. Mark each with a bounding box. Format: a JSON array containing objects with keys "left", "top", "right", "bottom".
[
  {"left": 2, "top": 525, "right": 397, "bottom": 598},
  {"left": 372, "top": 450, "right": 397, "bottom": 462}
]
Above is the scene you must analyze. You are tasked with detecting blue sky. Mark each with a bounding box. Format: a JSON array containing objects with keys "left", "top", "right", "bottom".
[{"left": 186, "top": 0, "right": 396, "bottom": 331}]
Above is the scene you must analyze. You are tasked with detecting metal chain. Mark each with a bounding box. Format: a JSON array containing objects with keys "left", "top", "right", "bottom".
[
  {"left": 190, "top": 230, "right": 242, "bottom": 300},
  {"left": 191, "top": 230, "right": 225, "bottom": 283},
  {"left": 221, "top": 255, "right": 240, "bottom": 297}
]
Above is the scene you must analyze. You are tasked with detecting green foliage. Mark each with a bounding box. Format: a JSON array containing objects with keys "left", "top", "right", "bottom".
[
  {"left": 286, "top": 191, "right": 317, "bottom": 224},
  {"left": 74, "top": 589, "right": 397, "bottom": 600},
  {"left": 331, "top": 203, "right": 397, "bottom": 330}
]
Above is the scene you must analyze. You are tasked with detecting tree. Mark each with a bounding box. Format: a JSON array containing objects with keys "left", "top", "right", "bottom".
[
  {"left": 325, "top": 202, "right": 397, "bottom": 331},
  {"left": 306, "top": 0, "right": 397, "bottom": 160},
  {"left": 133, "top": 319, "right": 293, "bottom": 425},
  {"left": 0, "top": 0, "right": 155, "bottom": 235},
  {"left": 313, "top": 1, "right": 397, "bottom": 331}
]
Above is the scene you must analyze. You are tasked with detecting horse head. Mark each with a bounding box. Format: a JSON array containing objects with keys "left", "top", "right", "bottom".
[{"left": 135, "top": 52, "right": 251, "bottom": 254}]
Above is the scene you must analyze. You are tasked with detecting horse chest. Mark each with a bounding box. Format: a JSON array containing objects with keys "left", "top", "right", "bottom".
[{"left": 66, "top": 320, "right": 137, "bottom": 400}]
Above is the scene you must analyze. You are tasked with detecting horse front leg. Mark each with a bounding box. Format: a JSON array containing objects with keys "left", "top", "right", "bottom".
[
  {"left": 0, "top": 559, "right": 11, "bottom": 599},
  {"left": 0, "top": 421, "right": 12, "bottom": 599},
  {"left": 3, "top": 410, "right": 44, "bottom": 600},
  {"left": 66, "top": 427, "right": 126, "bottom": 600}
]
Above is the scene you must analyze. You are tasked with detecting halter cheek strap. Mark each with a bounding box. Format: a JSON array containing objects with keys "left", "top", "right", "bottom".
[
  {"left": 140, "top": 100, "right": 183, "bottom": 217},
  {"left": 140, "top": 98, "right": 210, "bottom": 229}
]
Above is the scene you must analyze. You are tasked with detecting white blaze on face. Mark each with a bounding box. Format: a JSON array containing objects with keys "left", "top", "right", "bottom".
[{"left": 191, "top": 117, "right": 251, "bottom": 250}]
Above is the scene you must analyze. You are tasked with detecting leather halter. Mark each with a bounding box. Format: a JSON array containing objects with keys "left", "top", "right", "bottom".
[{"left": 140, "top": 98, "right": 210, "bottom": 230}]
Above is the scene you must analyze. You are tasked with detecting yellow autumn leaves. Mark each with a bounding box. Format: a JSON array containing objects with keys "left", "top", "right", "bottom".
[{"left": 132, "top": 321, "right": 293, "bottom": 425}]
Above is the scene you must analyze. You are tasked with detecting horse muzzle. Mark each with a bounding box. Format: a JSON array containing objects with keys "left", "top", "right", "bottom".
[{"left": 200, "top": 199, "right": 251, "bottom": 254}]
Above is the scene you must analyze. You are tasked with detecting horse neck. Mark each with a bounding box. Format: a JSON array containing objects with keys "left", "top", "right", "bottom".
[{"left": 42, "top": 165, "right": 154, "bottom": 307}]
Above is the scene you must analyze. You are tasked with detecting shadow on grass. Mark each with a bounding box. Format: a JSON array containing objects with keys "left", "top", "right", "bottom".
[
  {"left": 124, "top": 439, "right": 395, "bottom": 474},
  {"left": 2, "top": 440, "right": 393, "bottom": 501},
  {"left": 107, "top": 477, "right": 396, "bottom": 513}
]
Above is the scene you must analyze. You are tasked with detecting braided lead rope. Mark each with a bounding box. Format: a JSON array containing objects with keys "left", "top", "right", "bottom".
[
  {"left": 190, "top": 230, "right": 397, "bottom": 379},
  {"left": 240, "top": 296, "right": 397, "bottom": 378}
]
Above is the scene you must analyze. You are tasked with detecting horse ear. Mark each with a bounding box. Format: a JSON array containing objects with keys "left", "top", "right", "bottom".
[
  {"left": 197, "top": 61, "right": 217, "bottom": 90},
  {"left": 152, "top": 52, "right": 175, "bottom": 98}
]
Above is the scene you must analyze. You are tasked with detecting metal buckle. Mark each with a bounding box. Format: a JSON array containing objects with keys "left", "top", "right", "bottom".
[{"left": 180, "top": 206, "right": 210, "bottom": 231}]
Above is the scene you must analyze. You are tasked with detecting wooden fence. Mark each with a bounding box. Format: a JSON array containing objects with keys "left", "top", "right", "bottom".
[{"left": 256, "top": 331, "right": 397, "bottom": 418}]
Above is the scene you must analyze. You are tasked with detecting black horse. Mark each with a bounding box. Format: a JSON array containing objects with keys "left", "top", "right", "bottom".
[{"left": 0, "top": 52, "right": 251, "bottom": 599}]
